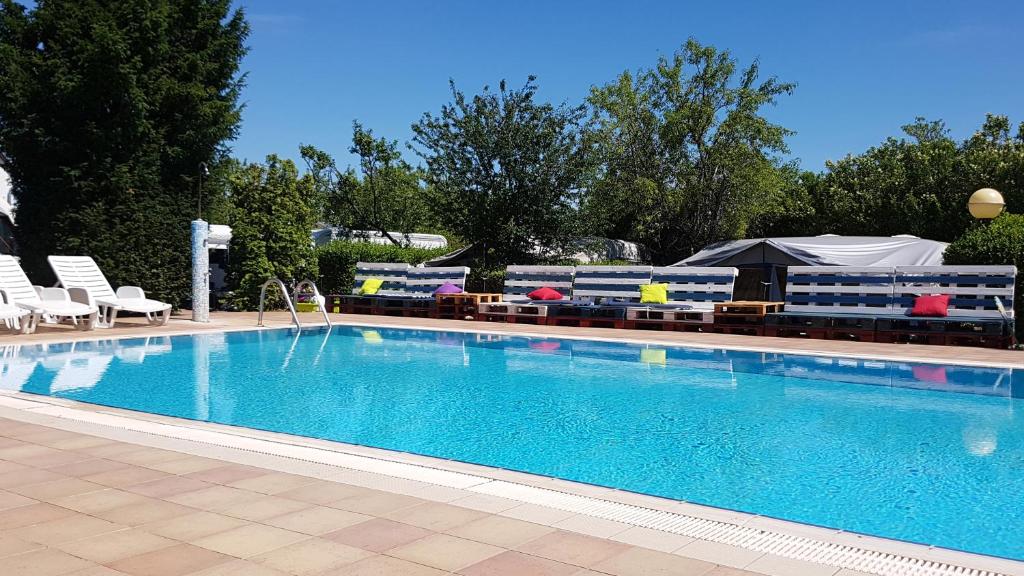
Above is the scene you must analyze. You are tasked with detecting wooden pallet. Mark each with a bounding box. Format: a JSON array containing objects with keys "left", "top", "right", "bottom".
[
  {"left": 714, "top": 301, "right": 784, "bottom": 315},
  {"left": 434, "top": 293, "right": 503, "bottom": 320}
]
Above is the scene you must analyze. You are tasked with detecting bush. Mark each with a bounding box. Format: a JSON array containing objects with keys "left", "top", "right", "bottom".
[
  {"left": 944, "top": 214, "right": 1024, "bottom": 337},
  {"left": 315, "top": 242, "right": 453, "bottom": 295}
]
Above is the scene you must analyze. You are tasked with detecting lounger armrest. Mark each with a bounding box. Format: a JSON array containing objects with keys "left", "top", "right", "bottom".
[
  {"left": 116, "top": 286, "right": 147, "bottom": 300},
  {"left": 38, "top": 287, "right": 72, "bottom": 303},
  {"left": 67, "top": 287, "right": 96, "bottom": 307}
]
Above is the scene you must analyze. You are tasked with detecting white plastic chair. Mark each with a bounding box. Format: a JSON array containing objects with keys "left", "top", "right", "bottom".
[{"left": 0, "top": 255, "right": 95, "bottom": 333}]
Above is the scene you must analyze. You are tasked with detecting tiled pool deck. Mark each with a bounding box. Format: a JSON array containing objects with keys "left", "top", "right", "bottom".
[{"left": 0, "top": 312, "right": 1021, "bottom": 576}]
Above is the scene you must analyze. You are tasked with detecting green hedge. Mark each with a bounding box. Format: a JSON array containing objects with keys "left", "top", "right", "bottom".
[
  {"left": 315, "top": 242, "right": 453, "bottom": 295},
  {"left": 944, "top": 214, "right": 1024, "bottom": 339}
]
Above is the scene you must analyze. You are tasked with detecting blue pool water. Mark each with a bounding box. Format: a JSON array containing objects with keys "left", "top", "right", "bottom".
[{"left": 1, "top": 326, "right": 1022, "bottom": 560}]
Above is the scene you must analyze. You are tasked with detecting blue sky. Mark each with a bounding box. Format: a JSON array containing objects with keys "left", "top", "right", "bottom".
[{"left": 234, "top": 0, "right": 1022, "bottom": 172}]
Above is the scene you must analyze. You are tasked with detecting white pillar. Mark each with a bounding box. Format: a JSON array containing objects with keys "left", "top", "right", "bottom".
[{"left": 191, "top": 219, "right": 210, "bottom": 322}]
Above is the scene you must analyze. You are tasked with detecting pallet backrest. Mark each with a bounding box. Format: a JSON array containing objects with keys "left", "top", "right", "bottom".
[
  {"left": 503, "top": 266, "right": 575, "bottom": 301},
  {"left": 571, "top": 266, "right": 653, "bottom": 302},
  {"left": 352, "top": 262, "right": 410, "bottom": 295},
  {"left": 784, "top": 266, "right": 895, "bottom": 315},
  {"left": 893, "top": 265, "right": 1016, "bottom": 319},
  {"left": 405, "top": 266, "right": 471, "bottom": 295},
  {"left": 651, "top": 267, "right": 739, "bottom": 309}
]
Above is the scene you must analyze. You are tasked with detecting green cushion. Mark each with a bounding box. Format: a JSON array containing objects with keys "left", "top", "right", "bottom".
[
  {"left": 359, "top": 278, "right": 384, "bottom": 295},
  {"left": 640, "top": 283, "right": 668, "bottom": 304}
]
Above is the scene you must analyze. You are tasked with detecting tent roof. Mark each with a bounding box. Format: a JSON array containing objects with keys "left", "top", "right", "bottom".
[{"left": 674, "top": 236, "right": 948, "bottom": 268}]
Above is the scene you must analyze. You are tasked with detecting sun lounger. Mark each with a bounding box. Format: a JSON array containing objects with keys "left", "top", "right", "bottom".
[
  {"left": 625, "top": 266, "right": 739, "bottom": 331},
  {"left": 48, "top": 256, "right": 170, "bottom": 328},
  {"left": 478, "top": 265, "right": 575, "bottom": 324},
  {"left": 337, "top": 262, "right": 413, "bottom": 314},
  {"left": 0, "top": 255, "right": 95, "bottom": 333},
  {"left": 546, "top": 265, "right": 653, "bottom": 327}
]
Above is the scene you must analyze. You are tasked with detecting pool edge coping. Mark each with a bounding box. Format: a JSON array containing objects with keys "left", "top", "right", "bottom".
[{"left": 0, "top": 390, "right": 1020, "bottom": 576}]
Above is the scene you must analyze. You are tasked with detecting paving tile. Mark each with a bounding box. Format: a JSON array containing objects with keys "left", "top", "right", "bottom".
[
  {"left": 323, "top": 554, "right": 448, "bottom": 576},
  {"left": 79, "top": 442, "right": 149, "bottom": 459},
  {"left": 0, "top": 459, "right": 29, "bottom": 474},
  {"left": 458, "top": 550, "right": 581, "bottom": 576},
  {"left": 45, "top": 458, "right": 131, "bottom": 478},
  {"left": 250, "top": 537, "right": 374, "bottom": 575},
  {"left": 0, "top": 532, "right": 46, "bottom": 558},
  {"left": 123, "top": 475, "right": 213, "bottom": 498},
  {"left": 324, "top": 518, "right": 434, "bottom": 552},
  {"left": 52, "top": 488, "right": 151, "bottom": 514},
  {"left": 383, "top": 501, "right": 488, "bottom": 531},
  {"left": 226, "top": 471, "right": 314, "bottom": 495},
  {"left": 55, "top": 529, "right": 178, "bottom": 563},
  {"left": 499, "top": 502, "right": 576, "bottom": 524},
  {"left": 389, "top": 533, "right": 504, "bottom": 571},
  {"left": 0, "top": 501, "right": 77, "bottom": 530},
  {"left": 447, "top": 493, "right": 521, "bottom": 513},
  {"left": 518, "top": 530, "right": 633, "bottom": 568},
  {"left": 745, "top": 554, "right": 839, "bottom": 576},
  {"left": 0, "top": 488, "right": 38, "bottom": 511},
  {"left": 185, "top": 559, "right": 291, "bottom": 575},
  {"left": 92, "top": 498, "right": 197, "bottom": 526},
  {"left": 0, "top": 466, "right": 66, "bottom": 488},
  {"left": 48, "top": 435, "right": 118, "bottom": 452},
  {"left": 675, "top": 540, "right": 763, "bottom": 569},
  {"left": 191, "top": 523, "right": 310, "bottom": 558},
  {"left": 165, "top": 485, "right": 260, "bottom": 511},
  {"left": 3, "top": 548, "right": 96, "bottom": 576},
  {"left": 275, "top": 479, "right": 372, "bottom": 505},
  {"left": 330, "top": 490, "right": 426, "bottom": 515},
  {"left": 110, "top": 448, "right": 191, "bottom": 467},
  {"left": 217, "top": 494, "right": 310, "bottom": 522},
  {"left": 140, "top": 510, "right": 249, "bottom": 541},
  {"left": 262, "top": 504, "right": 371, "bottom": 535},
  {"left": 553, "top": 514, "right": 631, "bottom": 538},
  {"left": 11, "top": 477, "right": 106, "bottom": 501},
  {"left": 610, "top": 526, "right": 696, "bottom": 553},
  {"left": 15, "top": 513, "right": 125, "bottom": 545},
  {"left": 108, "top": 542, "right": 233, "bottom": 576},
  {"left": 183, "top": 464, "right": 271, "bottom": 485},
  {"left": 82, "top": 465, "right": 169, "bottom": 488},
  {"left": 17, "top": 448, "right": 92, "bottom": 468},
  {"left": 446, "top": 514, "right": 556, "bottom": 548},
  {"left": 593, "top": 546, "right": 718, "bottom": 576},
  {"left": 143, "top": 455, "right": 224, "bottom": 475},
  {"left": 66, "top": 566, "right": 133, "bottom": 576}
]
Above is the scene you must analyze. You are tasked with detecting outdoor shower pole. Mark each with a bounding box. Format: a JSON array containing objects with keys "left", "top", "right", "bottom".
[{"left": 191, "top": 219, "right": 210, "bottom": 322}]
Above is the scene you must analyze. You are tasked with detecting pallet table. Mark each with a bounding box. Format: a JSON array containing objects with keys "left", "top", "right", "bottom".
[
  {"left": 712, "top": 301, "right": 784, "bottom": 336},
  {"left": 434, "top": 293, "right": 503, "bottom": 320}
]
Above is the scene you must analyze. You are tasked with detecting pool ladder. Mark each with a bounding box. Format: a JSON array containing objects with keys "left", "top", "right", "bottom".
[{"left": 257, "top": 278, "right": 332, "bottom": 329}]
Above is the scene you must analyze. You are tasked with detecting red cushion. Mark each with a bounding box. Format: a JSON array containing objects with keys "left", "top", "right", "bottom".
[
  {"left": 910, "top": 294, "right": 950, "bottom": 317},
  {"left": 527, "top": 287, "right": 564, "bottom": 301}
]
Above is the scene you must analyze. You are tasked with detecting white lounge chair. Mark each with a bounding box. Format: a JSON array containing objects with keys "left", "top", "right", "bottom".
[
  {"left": 48, "top": 256, "right": 171, "bottom": 328},
  {"left": 0, "top": 298, "right": 33, "bottom": 334},
  {"left": 0, "top": 255, "right": 95, "bottom": 333}
]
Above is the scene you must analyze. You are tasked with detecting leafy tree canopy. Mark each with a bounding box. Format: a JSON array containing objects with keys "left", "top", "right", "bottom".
[
  {"left": 225, "top": 155, "right": 318, "bottom": 309},
  {"left": 0, "top": 0, "right": 248, "bottom": 305},
  {"left": 583, "top": 38, "right": 796, "bottom": 264},
  {"left": 301, "top": 122, "right": 436, "bottom": 245},
  {"left": 412, "top": 76, "right": 592, "bottom": 267}
]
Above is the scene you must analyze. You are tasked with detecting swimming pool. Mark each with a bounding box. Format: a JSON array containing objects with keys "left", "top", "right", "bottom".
[{"left": 1, "top": 325, "right": 1022, "bottom": 560}]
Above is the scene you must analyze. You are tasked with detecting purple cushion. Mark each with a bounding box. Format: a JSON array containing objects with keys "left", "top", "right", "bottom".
[{"left": 434, "top": 282, "right": 463, "bottom": 294}]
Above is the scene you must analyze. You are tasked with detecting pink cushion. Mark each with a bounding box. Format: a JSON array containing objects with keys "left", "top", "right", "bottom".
[
  {"left": 527, "top": 287, "right": 564, "bottom": 301},
  {"left": 910, "top": 294, "right": 949, "bottom": 317},
  {"left": 434, "top": 282, "right": 463, "bottom": 294}
]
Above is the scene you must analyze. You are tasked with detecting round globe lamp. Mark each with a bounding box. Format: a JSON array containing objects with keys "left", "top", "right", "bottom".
[{"left": 968, "top": 188, "right": 1005, "bottom": 220}]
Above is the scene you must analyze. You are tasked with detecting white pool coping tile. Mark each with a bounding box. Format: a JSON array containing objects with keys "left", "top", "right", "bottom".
[{"left": 0, "top": 391, "right": 1020, "bottom": 576}]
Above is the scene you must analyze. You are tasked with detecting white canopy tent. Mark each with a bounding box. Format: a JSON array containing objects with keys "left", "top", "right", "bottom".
[{"left": 673, "top": 236, "right": 948, "bottom": 300}]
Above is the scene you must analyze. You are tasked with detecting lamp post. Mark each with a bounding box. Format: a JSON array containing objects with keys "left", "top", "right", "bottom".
[{"left": 968, "top": 188, "right": 1005, "bottom": 221}]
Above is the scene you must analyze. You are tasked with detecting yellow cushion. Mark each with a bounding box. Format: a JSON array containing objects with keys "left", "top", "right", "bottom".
[
  {"left": 359, "top": 278, "right": 384, "bottom": 295},
  {"left": 639, "top": 283, "right": 668, "bottom": 304}
]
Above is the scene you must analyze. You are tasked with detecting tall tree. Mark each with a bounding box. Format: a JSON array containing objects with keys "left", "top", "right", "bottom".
[
  {"left": 782, "top": 115, "right": 1024, "bottom": 242},
  {"left": 301, "top": 122, "right": 434, "bottom": 245},
  {"left": 584, "top": 39, "right": 795, "bottom": 263},
  {"left": 225, "top": 155, "right": 318, "bottom": 310},
  {"left": 412, "top": 76, "right": 591, "bottom": 267},
  {"left": 0, "top": 0, "right": 248, "bottom": 304}
]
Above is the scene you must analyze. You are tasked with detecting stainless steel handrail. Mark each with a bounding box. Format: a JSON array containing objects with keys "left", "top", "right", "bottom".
[
  {"left": 257, "top": 278, "right": 300, "bottom": 328},
  {"left": 293, "top": 279, "right": 332, "bottom": 328}
]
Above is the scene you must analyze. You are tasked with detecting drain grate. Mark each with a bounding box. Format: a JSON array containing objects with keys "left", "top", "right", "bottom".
[{"left": 4, "top": 397, "right": 1012, "bottom": 576}]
